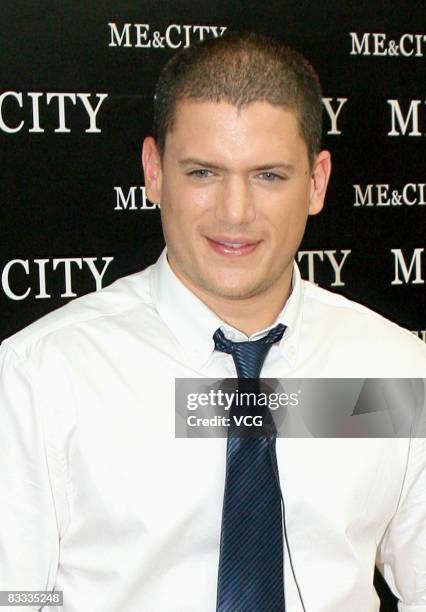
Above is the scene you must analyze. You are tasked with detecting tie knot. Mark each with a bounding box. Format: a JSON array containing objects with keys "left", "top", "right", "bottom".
[{"left": 213, "top": 323, "right": 286, "bottom": 379}]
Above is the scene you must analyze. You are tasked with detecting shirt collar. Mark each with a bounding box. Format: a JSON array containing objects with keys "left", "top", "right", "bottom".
[{"left": 150, "top": 247, "right": 303, "bottom": 369}]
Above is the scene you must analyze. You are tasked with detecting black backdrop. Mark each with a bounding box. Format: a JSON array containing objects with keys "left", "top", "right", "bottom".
[{"left": 1, "top": 2, "right": 426, "bottom": 609}]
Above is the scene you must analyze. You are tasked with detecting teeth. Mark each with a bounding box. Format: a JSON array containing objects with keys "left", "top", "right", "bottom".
[{"left": 219, "top": 241, "right": 245, "bottom": 247}]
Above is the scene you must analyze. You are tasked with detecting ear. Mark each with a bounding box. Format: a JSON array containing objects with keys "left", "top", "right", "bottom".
[
  {"left": 141, "top": 136, "right": 162, "bottom": 205},
  {"left": 308, "top": 150, "right": 332, "bottom": 216}
]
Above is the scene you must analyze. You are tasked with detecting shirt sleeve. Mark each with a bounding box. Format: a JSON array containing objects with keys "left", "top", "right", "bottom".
[
  {"left": 376, "top": 436, "right": 426, "bottom": 611},
  {"left": 0, "top": 343, "right": 60, "bottom": 610}
]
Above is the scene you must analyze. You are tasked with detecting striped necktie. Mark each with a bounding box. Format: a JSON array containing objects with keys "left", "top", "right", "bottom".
[{"left": 213, "top": 323, "right": 286, "bottom": 612}]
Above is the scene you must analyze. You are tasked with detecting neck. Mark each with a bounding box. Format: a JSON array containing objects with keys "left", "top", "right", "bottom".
[{"left": 168, "top": 259, "right": 293, "bottom": 337}]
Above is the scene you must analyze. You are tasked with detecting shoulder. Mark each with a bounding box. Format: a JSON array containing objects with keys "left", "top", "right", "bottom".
[
  {"left": 1, "top": 264, "right": 156, "bottom": 359},
  {"left": 302, "top": 280, "right": 426, "bottom": 374}
]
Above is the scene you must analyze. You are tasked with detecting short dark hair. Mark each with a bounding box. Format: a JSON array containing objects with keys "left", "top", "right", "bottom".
[{"left": 153, "top": 31, "right": 323, "bottom": 168}]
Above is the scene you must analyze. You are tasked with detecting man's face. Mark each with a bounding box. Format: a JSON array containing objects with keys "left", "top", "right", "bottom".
[{"left": 143, "top": 100, "right": 330, "bottom": 301}]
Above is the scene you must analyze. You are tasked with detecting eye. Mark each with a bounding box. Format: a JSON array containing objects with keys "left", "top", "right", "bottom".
[
  {"left": 258, "top": 171, "right": 283, "bottom": 182},
  {"left": 188, "top": 169, "right": 214, "bottom": 179}
]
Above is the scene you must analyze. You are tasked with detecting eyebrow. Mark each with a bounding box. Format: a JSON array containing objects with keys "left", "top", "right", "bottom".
[{"left": 178, "top": 157, "right": 295, "bottom": 173}]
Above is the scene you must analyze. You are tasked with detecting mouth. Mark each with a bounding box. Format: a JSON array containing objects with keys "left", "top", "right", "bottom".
[{"left": 206, "top": 236, "right": 261, "bottom": 257}]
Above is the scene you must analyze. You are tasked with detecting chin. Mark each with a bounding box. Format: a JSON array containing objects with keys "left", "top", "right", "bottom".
[{"left": 204, "top": 278, "right": 262, "bottom": 300}]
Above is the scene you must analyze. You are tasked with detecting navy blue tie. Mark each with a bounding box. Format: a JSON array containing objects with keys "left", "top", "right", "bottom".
[{"left": 214, "top": 323, "right": 286, "bottom": 612}]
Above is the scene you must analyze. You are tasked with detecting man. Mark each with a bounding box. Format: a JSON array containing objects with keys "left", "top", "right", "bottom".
[{"left": 0, "top": 31, "right": 425, "bottom": 612}]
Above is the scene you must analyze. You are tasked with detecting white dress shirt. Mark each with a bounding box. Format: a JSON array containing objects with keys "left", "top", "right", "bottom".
[{"left": 0, "top": 246, "right": 425, "bottom": 612}]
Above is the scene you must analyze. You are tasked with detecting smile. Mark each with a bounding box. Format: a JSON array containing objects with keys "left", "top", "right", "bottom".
[{"left": 206, "top": 237, "right": 261, "bottom": 257}]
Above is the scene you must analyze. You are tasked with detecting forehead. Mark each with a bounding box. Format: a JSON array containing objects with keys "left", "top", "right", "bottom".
[{"left": 164, "top": 99, "right": 308, "bottom": 166}]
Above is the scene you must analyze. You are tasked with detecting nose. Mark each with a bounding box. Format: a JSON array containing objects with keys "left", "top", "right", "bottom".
[{"left": 214, "top": 174, "right": 256, "bottom": 226}]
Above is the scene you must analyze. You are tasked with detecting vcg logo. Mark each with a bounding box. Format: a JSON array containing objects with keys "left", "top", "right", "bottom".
[
  {"left": 350, "top": 32, "right": 426, "bottom": 57},
  {"left": 108, "top": 23, "right": 227, "bottom": 48}
]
